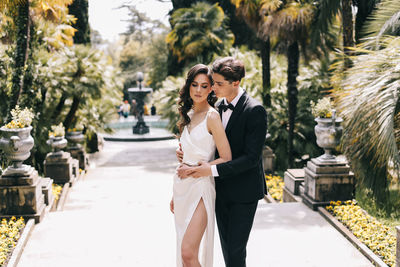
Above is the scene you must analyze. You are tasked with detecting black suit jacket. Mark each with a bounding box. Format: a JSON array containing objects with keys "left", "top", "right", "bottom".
[{"left": 215, "top": 91, "right": 268, "bottom": 203}]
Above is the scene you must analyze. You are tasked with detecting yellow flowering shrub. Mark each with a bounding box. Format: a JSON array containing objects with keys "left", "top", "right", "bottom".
[
  {"left": 265, "top": 175, "right": 284, "bottom": 202},
  {"left": 326, "top": 200, "right": 396, "bottom": 266},
  {"left": 52, "top": 184, "right": 63, "bottom": 201},
  {"left": 0, "top": 216, "right": 25, "bottom": 266}
]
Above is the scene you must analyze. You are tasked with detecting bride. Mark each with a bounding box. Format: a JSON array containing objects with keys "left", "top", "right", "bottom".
[{"left": 170, "top": 64, "right": 231, "bottom": 267}]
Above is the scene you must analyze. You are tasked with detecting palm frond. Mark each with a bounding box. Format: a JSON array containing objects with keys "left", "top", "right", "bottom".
[
  {"left": 0, "top": 0, "right": 26, "bottom": 10},
  {"left": 334, "top": 36, "right": 400, "bottom": 200},
  {"left": 260, "top": 3, "right": 314, "bottom": 43},
  {"left": 363, "top": 0, "right": 400, "bottom": 38}
]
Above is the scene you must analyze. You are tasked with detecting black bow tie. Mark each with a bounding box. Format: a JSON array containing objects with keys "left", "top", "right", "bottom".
[{"left": 219, "top": 103, "right": 235, "bottom": 112}]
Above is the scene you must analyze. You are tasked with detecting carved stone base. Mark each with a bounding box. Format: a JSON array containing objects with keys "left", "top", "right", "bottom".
[
  {"left": 0, "top": 168, "right": 46, "bottom": 223},
  {"left": 67, "top": 148, "right": 88, "bottom": 170},
  {"left": 44, "top": 151, "right": 74, "bottom": 185},
  {"left": 302, "top": 158, "right": 355, "bottom": 210},
  {"left": 132, "top": 121, "right": 150, "bottom": 134}
]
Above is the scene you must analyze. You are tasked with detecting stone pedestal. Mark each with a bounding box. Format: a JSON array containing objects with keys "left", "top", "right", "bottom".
[
  {"left": 283, "top": 169, "right": 304, "bottom": 203},
  {"left": 44, "top": 151, "right": 74, "bottom": 185},
  {"left": 284, "top": 169, "right": 304, "bottom": 195},
  {"left": 302, "top": 158, "right": 355, "bottom": 210},
  {"left": 262, "top": 146, "right": 275, "bottom": 174},
  {"left": 71, "top": 158, "right": 79, "bottom": 182},
  {"left": 396, "top": 226, "right": 400, "bottom": 267},
  {"left": 67, "top": 147, "right": 88, "bottom": 171},
  {"left": 0, "top": 167, "right": 46, "bottom": 223},
  {"left": 41, "top": 177, "right": 54, "bottom": 206}
]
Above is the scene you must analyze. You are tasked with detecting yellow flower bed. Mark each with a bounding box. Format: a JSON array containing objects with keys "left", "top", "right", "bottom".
[
  {"left": 0, "top": 216, "right": 25, "bottom": 266},
  {"left": 326, "top": 200, "right": 396, "bottom": 266},
  {"left": 265, "top": 175, "right": 284, "bottom": 202},
  {"left": 52, "top": 184, "right": 63, "bottom": 201}
]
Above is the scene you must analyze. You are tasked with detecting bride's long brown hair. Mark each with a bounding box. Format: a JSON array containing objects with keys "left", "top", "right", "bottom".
[{"left": 177, "top": 64, "right": 217, "bottom": 134}]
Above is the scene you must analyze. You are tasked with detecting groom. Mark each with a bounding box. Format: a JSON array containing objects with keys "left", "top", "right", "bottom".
[{"left": 177, "top": 57, "right": 268, "bottom": 267}]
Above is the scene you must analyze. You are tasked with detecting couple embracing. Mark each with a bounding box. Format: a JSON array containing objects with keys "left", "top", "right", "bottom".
[{"left": 171, "top": 57, "right": 268, "bottom": 267}]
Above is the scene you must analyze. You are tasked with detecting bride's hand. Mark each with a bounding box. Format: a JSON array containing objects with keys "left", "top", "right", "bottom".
[
  {"left": 170, "top": 198, "right": 174, "bottom": 214},
  {"left": 176, "top": 143, "right": 183, "bottom": 163}
]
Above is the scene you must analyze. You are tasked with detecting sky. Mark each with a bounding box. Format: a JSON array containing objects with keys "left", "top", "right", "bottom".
[{"left": 88, "top": 0, "right": 172, "bottom": 42}]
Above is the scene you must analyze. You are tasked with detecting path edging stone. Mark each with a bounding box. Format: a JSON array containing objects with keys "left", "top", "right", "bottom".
[
  {"left": 264, "top": 194, "right": 277, "bottom": 203},
  {"left": 56, "top": 183, "right": 70, "bottom": 212}
]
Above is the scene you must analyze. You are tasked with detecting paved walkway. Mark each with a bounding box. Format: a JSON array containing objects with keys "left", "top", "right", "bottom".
[{"left": 18, "top": 140, "right": 373, "bottom": 267}]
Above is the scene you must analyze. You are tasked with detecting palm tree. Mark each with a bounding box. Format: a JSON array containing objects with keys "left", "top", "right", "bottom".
[
  {"left": 62, "top": 45, "right": 105, "bottom": 130},
  {"left": 166, "top": 2, "right": 234, "bottom": 67},
  {"left": 232, "top": 0, "right": 271, "bottom": 107}
]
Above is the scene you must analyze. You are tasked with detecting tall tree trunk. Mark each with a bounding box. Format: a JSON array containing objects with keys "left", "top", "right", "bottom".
[
  {"left": 260, "top": 38, "right": 271, "bottom": 108},
  {"left": 9, "top": 1, "right": 30, "bottom": 111},
  {"left": 69, "top": 0, "right": 91, "bottom": 44},
  {"left": 287, "top": 42, "right": 299, "bottom": 168},
  {"left": 63, "top": 96, "right": 81, "bottom": 130},
  {"left": 342, "top": 0, "right": 355, "bottom": 68},
  {"left": 52, "top": 93, "right": 68, "bottom": 121}
]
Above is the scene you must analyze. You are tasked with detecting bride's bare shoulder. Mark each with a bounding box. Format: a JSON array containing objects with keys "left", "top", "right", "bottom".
[
  {"left": 206, "top": 108, "right": 222, "bottom": 132},
  {"left": 207, "top": 108, "right": 220, "bottom": 120}
]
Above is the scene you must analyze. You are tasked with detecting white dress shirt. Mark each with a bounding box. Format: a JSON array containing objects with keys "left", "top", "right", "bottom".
[{"left": 211, "top": 88, "right": 244, "bottom": 177}]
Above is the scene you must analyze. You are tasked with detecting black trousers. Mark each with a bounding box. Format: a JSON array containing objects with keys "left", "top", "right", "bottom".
[{"left": 215, "top": 196, "right": 258, "bottom": 267}]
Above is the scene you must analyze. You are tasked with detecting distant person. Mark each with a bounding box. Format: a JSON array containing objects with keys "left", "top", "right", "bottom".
[
  {"left": 122, "top": 100, "right": 130, "bottom": 118},
  {"left": 143, "top": 103, "right": 150, "bottom": 116},
  {"left": 151, "top": 104, "right": 156, "bottom": 116},
  {"left": 117, "top": 103, "right": 123, "bottom": 118}
]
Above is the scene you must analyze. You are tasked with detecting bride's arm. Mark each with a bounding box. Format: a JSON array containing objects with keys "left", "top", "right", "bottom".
[{"left": 208, "top": 111, "right": 231, "bottom": 164}]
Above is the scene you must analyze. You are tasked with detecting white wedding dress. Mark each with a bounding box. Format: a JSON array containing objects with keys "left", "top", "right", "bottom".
[{"left": 173, "top": 111, "right": 216, "bottom": 267}]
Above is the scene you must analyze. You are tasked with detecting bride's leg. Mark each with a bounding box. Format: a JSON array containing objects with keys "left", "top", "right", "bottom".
[{"left": 181, "top": 198, "right": 207, "bottom": 267}]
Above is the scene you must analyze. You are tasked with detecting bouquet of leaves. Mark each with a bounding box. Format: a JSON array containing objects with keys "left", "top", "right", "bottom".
[
  {"left": 4, "top": 106, "right": 34, "bottom": 129},
  {"left": 310, "top": 97, "right": 333, "bottom": 118},
  {"left": 49, "top": 123, "right": 65, "bottom": 137}
]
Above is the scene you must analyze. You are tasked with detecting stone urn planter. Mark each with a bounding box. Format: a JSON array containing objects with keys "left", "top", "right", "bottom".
[
  {"left": 314, "top": 111, "right": 343, "bottom": 163},
  {"left": 0, "top": 126, "right": 34, "bottom": 176},
  {"left": 66, "top": 130, "right": 84, "bottom": 149},
  {"left": 66, "top": 130, "right": 88, "bottom": 170},
  {"left": 46, "top": 136, "right": 67, "bottom": 155}
]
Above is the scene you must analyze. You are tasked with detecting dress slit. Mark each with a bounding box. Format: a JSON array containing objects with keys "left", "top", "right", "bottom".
[{"left": 176, "top": 191, "right": 214, "bottom": 267}]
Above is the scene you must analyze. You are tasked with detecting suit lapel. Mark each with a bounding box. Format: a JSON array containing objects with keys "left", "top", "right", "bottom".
[{"left": 225, "top": 91, "right": 248, "bottom": 135}]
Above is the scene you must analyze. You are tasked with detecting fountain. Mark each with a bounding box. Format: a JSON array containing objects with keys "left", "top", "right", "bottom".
[
  {"left": 128, "top": 72, "right": 153, "bottom": 134},
  {"left": 103, "top": 71, "right": 174, "bottom": 142}
]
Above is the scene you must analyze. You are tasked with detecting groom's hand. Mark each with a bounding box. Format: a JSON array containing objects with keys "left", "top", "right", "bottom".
[
  {"left": 177, "top": 164, "right": 195, "bottom": 179},
  {"left": 190, "top": 161, "right": 212, "bottom": 178}
]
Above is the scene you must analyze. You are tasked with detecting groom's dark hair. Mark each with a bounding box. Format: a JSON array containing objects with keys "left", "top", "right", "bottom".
[{"left": 212, "top": 57, "right": 245, "bottom": 82}]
